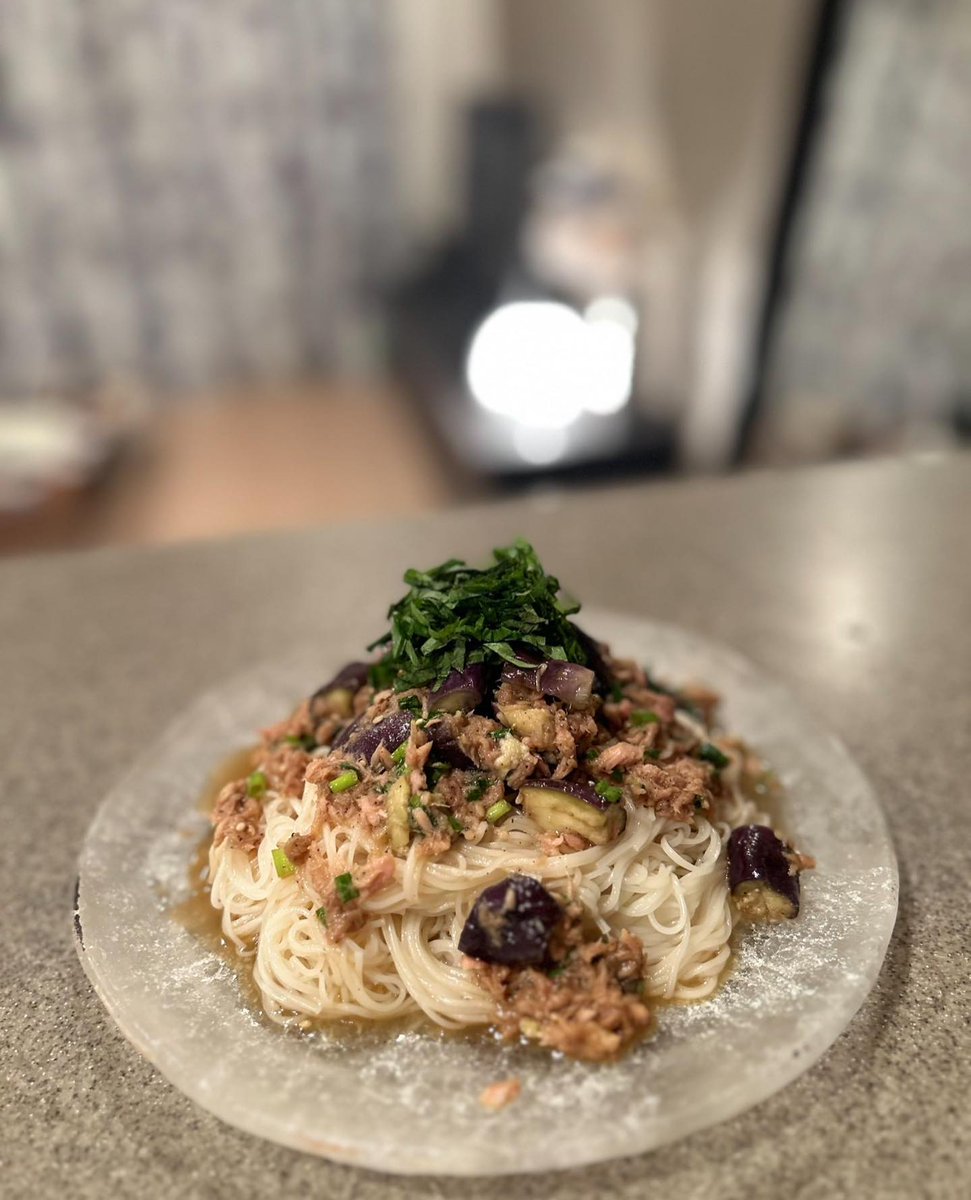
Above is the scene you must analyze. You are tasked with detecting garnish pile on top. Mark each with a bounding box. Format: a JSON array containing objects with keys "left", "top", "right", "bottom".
[{"left": 368, "top": 539, "right": 589, "bottom": 691}]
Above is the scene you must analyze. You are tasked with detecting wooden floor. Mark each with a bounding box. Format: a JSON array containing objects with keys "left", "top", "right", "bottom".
[{"left": 0, "top": 382, "right": 461, "bottom": 557}]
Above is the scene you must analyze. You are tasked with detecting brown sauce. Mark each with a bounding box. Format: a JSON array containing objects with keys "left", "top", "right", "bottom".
[{"left": 171, "top": 747, "right": 753, "bottom": 1054}]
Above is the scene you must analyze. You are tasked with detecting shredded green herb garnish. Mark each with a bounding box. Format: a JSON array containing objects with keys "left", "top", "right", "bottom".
[
  {"left": 585, "top": 748, "right": 600, "bottom": 761},
  {"left": 246, "top": 770, "right": 268, "bottom": 798},
  {"left": 367, "top": 539, "right": 587, "bottom": 691},
  {"left": 489, "top": 728, "right": 510, "bottom": 739},
  {"left": 330, "top": 768, "right": 359, "bottom": 793},
  {"left": 390, "top": 743, "right": 408, "bottom": 765},
  {"left": 630, "top": 709, "right": 659, "bottom": 727},
  {"left": 447, "top": 813, "right": 463, "bottom": 832},
  {"left": 698, "top": 742, "right": 730, "bottom": 770},
  {"left": 334, "top": 873, "right": 359, "bottom": 903},
  {"left": 315, "top": 906, "right": 328, "bottom": 926},
  {"left": 398, "top": 695, "right": 423, "bottom": 717},
  {"left": 271, "top": 847, "right": 295, "bottom": 878},
  {"left": 466, "top": 777, "right": 489, "bottom": 803},
  {"left": 485, "top": 798, "right": 513, "bottom": 824},
  {"left": 368, "top": 659, "right": 395, "bottom": 690},
  {"left": 594, "top": 780, "right": 623, "bottom": 804},
  {"left": 285, "top": 733, "right": 317, "bottom": 751}
]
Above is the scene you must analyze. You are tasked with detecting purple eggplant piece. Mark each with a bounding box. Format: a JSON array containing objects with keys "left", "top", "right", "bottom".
[
  {"left": 313, "top": 661, "right": 371, "bottom": 699},
  {"left": 500, "top": 646, "right": 545, "bottom": 691},
  {"left": 333, "top": 710, "right": 412, "bottom": 761},
  {"left": 727, "top": 825, "right": 800, "bottom": 921},
  {"left": 458, "top": 874, "right": 562, "bottom": 966},
  {"left": 520, "top": 778, "right": 624, "bottom": 845},
  {"left": 522, "top": 776, "right": 613, "bottom": 811},
  {"left": 500, "top": 656, "right": 595, "bottom": 708},
  {"left": 538, "top": 660, "right": 595, "bottom": 707},
  {"left": 426, "top": 719, "right": 475, "bottom": 768},
  {"left": 571, "top": 624, "right": 614, "bottom": 690},
  {"left": 428, "top": 665, "right": 487, "bottom": 713}
]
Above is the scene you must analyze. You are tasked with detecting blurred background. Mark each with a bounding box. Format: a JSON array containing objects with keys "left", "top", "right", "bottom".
[{"left": 1, "top": 0, "right": 968, "bottom": 556}]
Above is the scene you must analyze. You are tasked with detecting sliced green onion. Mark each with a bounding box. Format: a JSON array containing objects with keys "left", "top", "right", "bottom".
[
  {"left": 272, "top": 847, "right": 295, "bottom": 877},
  {"left": 330, "top": 768, "right": 359, "bottom": 793},
  {"left": 246, "top": 770, "right": 268, "bottom": 798},
  {"left": 429, "top": 762, "right": 450, "bottom": 786},
  {"left": 699, "top": 742, "right": 730, "bottom": 769},
  {"left": 447, "top": 813, "right": 463, "bottom": 832},
  {"left": 334, "top": 872, "right": 359, "bottom": 903},
  {"left": 315, "top": 906, "right": 328, "bottom": 926},
  {"left": 486, "top": 799, "right": 513, "bottom": 824},
  {"left": 391, "top": 743, "right": 408, "bottom": 765},
  {"left": 594, "top": 780, "right": 623, "bottom": 804},
  {"left": 630, "top": 710, "right": 659, "bottom": 727},
  {"left": 285, "top": 733, "right": 317, "bottom": 751}
]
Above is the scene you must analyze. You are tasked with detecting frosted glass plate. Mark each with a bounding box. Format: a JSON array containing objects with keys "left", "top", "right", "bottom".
[{"left": 74, "top": 612, "right": 897, "bottom": 1176}]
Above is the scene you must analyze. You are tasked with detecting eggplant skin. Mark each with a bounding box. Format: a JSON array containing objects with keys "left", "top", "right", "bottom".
[
  {"left": 458, "top": 874, "right": 562, "bottom": 965},
  {"left": 333, "top": 710, "right": 412, "bottom": 760},
  {"left": 727, "top": 825, "right": 801, "bottom": 922}
]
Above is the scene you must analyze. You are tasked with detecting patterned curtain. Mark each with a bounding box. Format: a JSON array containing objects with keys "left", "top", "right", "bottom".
[
  {"left": 0, "top": 0, "right": 397, "bottom": 395},
  {"left": 762, "top": 0, "right": 971, "bottom": 454}
]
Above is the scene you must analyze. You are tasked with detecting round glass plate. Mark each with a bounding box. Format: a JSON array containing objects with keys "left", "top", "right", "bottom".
[{"left": 75, "top": 612, "right": 897, "bottom": 1176}]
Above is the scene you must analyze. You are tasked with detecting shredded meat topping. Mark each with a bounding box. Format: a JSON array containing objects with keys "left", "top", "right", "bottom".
[
  {"left": 473, "top": 911, "right": 651, "bottom": 1062},
  {"left": 211, "top": 780, "right": 264, "bottom": 853}
]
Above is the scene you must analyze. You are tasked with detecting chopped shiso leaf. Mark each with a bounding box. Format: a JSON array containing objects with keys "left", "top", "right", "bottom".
[
  {"left": 398, "top": 695, "right": 423, "bottom": 717},
  {"left": 699, "top": 742, "right": 730, "bottom": 769},
  {"left": 246, "top": 770, "right": 268, "bottom": 798},
  {"left": 330, "top": 768, "right": 359, "bottom": 793},
  {"left": 367, "top": 539, "right": 588, "bottom": 691},
  {"left": 486, "top": 798, "right": 513, "bottom": 824},
  {"left": 334, "top": 872, "right": 359, "bottom": 903},
  {"left": 630, "top": 710, "right": 659, "bottom": 727},
  {"left": 594, "top": 780, "right": 624, "bottom": 804},
  {"left": 272, "top": 847, "right": 295, "bottom": 878},
  {"left": 466, "top": 777, "right": 489, "bottom": 803}
]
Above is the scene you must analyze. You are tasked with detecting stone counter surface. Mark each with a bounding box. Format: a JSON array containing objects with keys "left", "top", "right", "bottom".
[{"left": 1, "top": 456, "right": 968, "bottom": 1199}]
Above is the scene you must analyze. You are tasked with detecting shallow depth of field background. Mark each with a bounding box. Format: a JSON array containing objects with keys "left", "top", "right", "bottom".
[{"left": 1, "top": 0, "right": 967, "bottom": 555}]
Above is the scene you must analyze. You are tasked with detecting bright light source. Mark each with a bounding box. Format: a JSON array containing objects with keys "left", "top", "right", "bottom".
[
  {"left": 466, "top": 298, "right": 636, "bottom": 430},
  {"left": 467, "top": 302, "right": 587, "bottom": 429},
  {"left": 512, "top": 424, "right": 569, "bottom": 465}
]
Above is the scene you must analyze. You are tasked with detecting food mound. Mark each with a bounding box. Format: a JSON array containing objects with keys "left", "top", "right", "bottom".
[{"left": 207, "top": 541, "right": 813, "bottom": 1062}]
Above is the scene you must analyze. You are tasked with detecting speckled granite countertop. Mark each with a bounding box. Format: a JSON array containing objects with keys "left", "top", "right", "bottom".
[{"left": 1, "top": 456, "right": 968, "bottom": 1199}]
